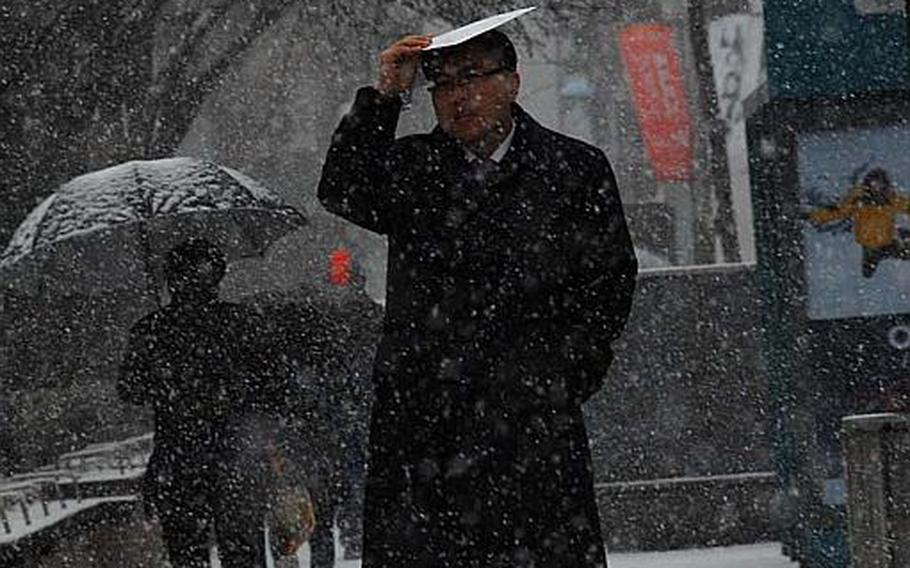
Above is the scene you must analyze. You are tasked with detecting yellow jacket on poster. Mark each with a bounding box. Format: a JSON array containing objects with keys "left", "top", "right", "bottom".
[{"left": 809, "top": 186, "right": 910, "bottom": 249}]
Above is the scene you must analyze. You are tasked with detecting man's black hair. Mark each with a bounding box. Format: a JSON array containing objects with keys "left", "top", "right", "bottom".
[
  {"left": 421, "top": 29, "right": 517, "bottom": 82},
  {"left": 165, "top": 237, "right": 227, "bottom": 282}
]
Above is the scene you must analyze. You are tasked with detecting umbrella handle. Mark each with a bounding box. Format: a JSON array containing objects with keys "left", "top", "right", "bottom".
[{"left": 138, "top": 222, "right": 164, "bottom": 308}]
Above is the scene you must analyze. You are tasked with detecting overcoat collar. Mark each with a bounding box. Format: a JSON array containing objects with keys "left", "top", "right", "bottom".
[
  {"left": 428, "top": 103, "right": 552, "bottom": 180},
  {"left": 418, "top": 105, "right": 553, "bottom": 237}
]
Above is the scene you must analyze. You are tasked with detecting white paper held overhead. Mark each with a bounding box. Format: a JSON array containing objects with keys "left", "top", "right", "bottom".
[{"left": 424, "top": 7, "right": 537, "bottom": 51}]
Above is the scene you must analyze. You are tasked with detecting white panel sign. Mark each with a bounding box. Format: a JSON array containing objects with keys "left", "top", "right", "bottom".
[
  {"left": 708, "top": 14, "right": 767, "bottom": 263},
  {"left": 708, "top": 14, "right": 765, "bottom": 125}
]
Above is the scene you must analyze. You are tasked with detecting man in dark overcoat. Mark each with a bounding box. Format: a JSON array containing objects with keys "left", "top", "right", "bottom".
[{"left": 318, "top": 30, "right": 637, "bottom": 568}]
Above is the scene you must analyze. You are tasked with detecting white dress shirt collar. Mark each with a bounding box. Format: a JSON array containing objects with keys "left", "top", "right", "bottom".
[{"left": 465, "top": 125, "right": 515, "bottom": 164}]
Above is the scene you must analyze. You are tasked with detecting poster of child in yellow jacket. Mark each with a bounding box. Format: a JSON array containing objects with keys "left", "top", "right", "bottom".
[{"left": 808, "top": 168, "right": 910, "bottom": 277}]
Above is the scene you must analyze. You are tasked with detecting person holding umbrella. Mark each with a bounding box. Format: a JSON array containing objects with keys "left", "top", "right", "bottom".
[
  {"left": 318, "top": 12, "right": 637, "bottom": 568},
  {"left": 118, "top": 238, "right": 295, "bottom": 568},
  {"left": 0, "top": 157, "right": 308, "bottom": 564}
]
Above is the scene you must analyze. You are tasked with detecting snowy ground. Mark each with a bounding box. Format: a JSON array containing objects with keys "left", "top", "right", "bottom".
[
  {"left": 252, "top": 539, "right": 796, "bottom": 568},
  {"left": 608, "top": 543, "right": 796, "bottom": 568}
]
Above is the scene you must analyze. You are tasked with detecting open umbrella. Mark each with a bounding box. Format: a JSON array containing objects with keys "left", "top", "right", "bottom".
[
  {"left": 1, "top": 157, "right": 305, "bottom": 299},
  {"left": 0, "top": 157, "right": 306, "bottom": 388}
]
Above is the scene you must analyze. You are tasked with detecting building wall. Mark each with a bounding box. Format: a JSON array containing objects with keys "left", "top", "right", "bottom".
[{"left": 588, "top": 263, "right": 771, "bottom": 483}]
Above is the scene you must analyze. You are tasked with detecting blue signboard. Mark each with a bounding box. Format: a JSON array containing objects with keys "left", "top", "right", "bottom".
[
  {"left": 765, "top": 0, "right": 907, "bottom": 99},
  {"left": 748, "top": 89, "right": 910, "bottom": 568}
]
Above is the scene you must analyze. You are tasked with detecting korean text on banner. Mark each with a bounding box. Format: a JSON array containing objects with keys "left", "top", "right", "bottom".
[{"left": 619, "top": 24, "right": 694, "bottom": 182}]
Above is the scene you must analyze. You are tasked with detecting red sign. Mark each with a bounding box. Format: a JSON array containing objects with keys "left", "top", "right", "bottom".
[
  {"left": 329, "top": 248, "right": 352, "bottom": 286},
  {"left": 619, "top": 24, "right": 694, "bottom": 182}
]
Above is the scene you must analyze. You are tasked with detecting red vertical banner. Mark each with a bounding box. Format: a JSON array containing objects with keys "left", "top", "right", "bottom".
[{"left": 619, "top": 24, "right": 694, "bottom": 182}]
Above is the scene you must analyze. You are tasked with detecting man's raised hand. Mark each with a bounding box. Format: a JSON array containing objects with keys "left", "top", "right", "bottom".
[{"left": 376, "top": 35, "right": 432, "bottom": 97}]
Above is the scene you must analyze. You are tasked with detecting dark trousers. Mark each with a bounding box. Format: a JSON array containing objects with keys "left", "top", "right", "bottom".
[
  {"left": 306, "top": 458, "right": 367, "bottom": 567},
  {"left": 150, "top": 471, "right": 267, "bottom": 568},
  {"left": 308, "top": 492, "right": 335, "bottom": 568}
]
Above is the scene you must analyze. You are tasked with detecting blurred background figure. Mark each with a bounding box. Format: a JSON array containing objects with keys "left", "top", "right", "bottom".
[{"left": 250, "top": 248, "right": 382, "bottom": 567}]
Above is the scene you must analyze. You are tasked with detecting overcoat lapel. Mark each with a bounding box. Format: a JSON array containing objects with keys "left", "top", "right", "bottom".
[{"left": 427, "top": 108, "right": 552, "bottom": 243}]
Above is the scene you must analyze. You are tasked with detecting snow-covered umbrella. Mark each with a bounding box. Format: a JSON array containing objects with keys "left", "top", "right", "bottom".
[
  {"left": 0, "top": 157, "right": 306, "bottom": 387},
  {"left": 1, "top": 157, "right": 305, "bottom": 298}
]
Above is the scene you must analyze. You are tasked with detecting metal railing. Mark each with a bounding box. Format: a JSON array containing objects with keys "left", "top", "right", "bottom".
[{"left": 0, "top": 433, "right": 151, "bottom": 541}]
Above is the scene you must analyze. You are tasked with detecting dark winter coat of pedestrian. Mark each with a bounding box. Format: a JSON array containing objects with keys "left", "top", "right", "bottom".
[
  {"left": 118, "top": 238, "right": 295, "bottom": 568},
  {"left": 318, "top": 29, "right": 637, "bottom": 568}
]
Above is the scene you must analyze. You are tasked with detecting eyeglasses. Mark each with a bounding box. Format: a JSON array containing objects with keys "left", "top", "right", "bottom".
[{"left": 427, "top": 67, "right": 509, "bottom": 94}]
